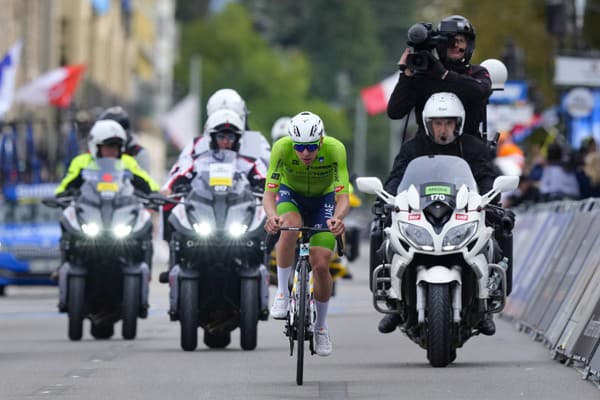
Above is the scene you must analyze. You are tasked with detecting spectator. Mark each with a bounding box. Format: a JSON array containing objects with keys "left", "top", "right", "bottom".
[
  {"left": 539, "top": 143, "right": 580, "bottom": 201},
  {"left": 584, "top": 152, "right": 600, "bottom": 197}
]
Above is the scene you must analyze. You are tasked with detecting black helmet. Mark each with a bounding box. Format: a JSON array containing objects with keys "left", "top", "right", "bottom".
[
  {"left": 98, "top": 106, "right": 130, "bottom": 132},
  {"left": 437, "top": 15, "right": 476, "bottom": 65}
]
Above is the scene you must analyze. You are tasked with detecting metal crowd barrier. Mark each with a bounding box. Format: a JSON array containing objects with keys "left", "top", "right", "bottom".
[{"left": 502, "top": 198, "right": 600, "bottom": 386}]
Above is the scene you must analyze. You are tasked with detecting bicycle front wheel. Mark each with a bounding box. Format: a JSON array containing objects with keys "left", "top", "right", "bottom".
[{"left": 296, "top": 260, "right": 308, "bottom": 385}]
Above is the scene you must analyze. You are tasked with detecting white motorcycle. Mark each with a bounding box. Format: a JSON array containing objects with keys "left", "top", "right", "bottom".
[{"left": 357, "top": 155, "right": 518, "bottom": 367}]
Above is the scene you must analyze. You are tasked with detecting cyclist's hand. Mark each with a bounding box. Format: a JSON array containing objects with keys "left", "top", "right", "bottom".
[
  {"left": 265, "top": 215, "right": 281, "bottom": 233},
  {"left": 327, "top": 218, "right": 345, "bottom": 236}
]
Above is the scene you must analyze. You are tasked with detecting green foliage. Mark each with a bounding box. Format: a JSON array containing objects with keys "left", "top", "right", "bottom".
[
  {"left": 174, "top": 3, "right": 350, "bottom": 142},
  {"left": 301, "top": 0, "right": 384, "bottom": 103}
]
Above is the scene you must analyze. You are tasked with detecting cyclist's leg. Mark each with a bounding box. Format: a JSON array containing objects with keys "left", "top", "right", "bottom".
[{"left": 270, "top": 185, "right": 302, "bottom": 318}]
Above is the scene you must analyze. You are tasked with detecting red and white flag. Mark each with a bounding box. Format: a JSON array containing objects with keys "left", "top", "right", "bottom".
[
  {"left": 360, "top": 72, "right": 399, "bottom": 115},
  {"left": 15, "top": 64, "right": 86, "bottom": 108}
]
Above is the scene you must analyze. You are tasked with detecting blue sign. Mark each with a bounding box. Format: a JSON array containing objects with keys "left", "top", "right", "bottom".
[
  {"left": 565, "top": 89, "right": 600, "bottom": 149},
  {"left": 489, "top": 81, "right": 529, "bottom": 104}
]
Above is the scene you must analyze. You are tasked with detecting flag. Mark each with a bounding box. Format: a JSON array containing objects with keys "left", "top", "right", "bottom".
[
  {"left": 160, "top": 94, "right": 199, "bottom": 150},
  {"left": 15, "top": 64, "right": 86, "bottom": 108},
  {"left": 360, "top": 72, "right": 399, "bottom": 115},
  {"left": 0, "top": 40, "right": 23, "bottom": 117}
]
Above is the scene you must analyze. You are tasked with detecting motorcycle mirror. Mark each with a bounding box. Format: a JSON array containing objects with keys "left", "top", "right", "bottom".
[
  {"left": 407, "top": 185, "right": 420, "bottom": 210},
  {"left": 492, "top": 175, "right": 519, "bottom": 193},
  {"left": 42, "top": 197, "right": 61, "bottom": 208},
  {"left": 356, "top": 177, "right": 395, "bottom": 204},
  {"left": 456, "top": 184, "right": 469, "bottom": 210},
  {"left": 356, "top": 177, "right": 383, "bottom": 194}
]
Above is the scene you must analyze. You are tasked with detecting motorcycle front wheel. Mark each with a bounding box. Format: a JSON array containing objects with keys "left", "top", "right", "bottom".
[
  {"left": 68, "top": 276, "right": 86, "bottom": 341},
  {"left": 179, "top": 279, "right": 199, "bottom": 351},
  {"left": 240, "top": 277, "right": 259, "bottom": 350},
  {"left": 122, "top": 275, "right": 141, "bottom": 340},
  {"left": 426, "top": 283, "right": 455, "bottom": 368}
]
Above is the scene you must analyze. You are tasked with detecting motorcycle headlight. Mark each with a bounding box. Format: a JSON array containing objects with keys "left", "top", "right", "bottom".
[
  {"left": 193, "top": 221, "right": 213, "bottom": 237},
  {"left": 228, "top": 223, "right": 248, "bottom": 238},
  {"left": 113, "top": 224, "right": 133, "bottom": 238},
  {"left": 398, "top": 222, "right": 434, "bottom": 251},
  {"left": 442, "top": 221, "right": 478, "bottom": 251},
  {"left": 81, "top": 223, "right": 100, "bottom": 237}
]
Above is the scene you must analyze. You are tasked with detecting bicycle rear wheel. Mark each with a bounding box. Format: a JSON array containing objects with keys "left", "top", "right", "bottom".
[{"left": 296, "top": 261, "right": 308, "bottom": 385}]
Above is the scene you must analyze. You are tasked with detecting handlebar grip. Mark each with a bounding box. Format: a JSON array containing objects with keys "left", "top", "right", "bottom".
[{"left": 336, "top": 235, "right": 344, "bottom": 257}]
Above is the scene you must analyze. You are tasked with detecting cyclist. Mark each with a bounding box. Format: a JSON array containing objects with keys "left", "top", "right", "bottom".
[{"left": 263, "top": 111, "right": 350, "bottom": 357}]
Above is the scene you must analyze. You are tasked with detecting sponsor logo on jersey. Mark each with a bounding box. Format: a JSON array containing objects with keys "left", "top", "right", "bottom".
[
  {"left": 455, "top": 213, "right": 468, "bottom": 221},
  {"left": 267, "top": 183, "right": 279, "bottom": 189},
  {"left": 408, "top": 213, "right": 421, "bottom": 221},
  {"left": 271, "top": 173, "right": 280, "bottom": 180},
  {"left": 318, "top": 157, "right": 324, "bottom": 163},
  {"left": 335, "top": 185, "right": 345, "bottom": 192}
]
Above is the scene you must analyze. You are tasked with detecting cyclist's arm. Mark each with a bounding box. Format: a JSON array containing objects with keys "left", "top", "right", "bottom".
[
  {"left": 263, "top": 191, "right": 278, "bottom": 219},
  {"left": 333, "top": 193, "right": 350, "bottom": 220}
]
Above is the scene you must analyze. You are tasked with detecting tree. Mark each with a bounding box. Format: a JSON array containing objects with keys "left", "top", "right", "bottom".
[{"left": 174, "top": 3, "right": 351, "bottom": 142}]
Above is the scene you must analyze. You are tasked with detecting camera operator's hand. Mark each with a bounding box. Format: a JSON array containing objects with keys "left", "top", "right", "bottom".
[
  {"left": 398, "top": 48, "right": 413, "bottom": 77},
  {"left": 425, "top": 52, "right": 447, "bottom": 80}
]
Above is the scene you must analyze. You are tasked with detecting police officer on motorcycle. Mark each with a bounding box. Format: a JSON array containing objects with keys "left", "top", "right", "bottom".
[
  {"left": 377, "top": 92, "right": 502, "bottom": 336},
  {"left": 98, "top": 106, "right": 152, "bottom": 173}
]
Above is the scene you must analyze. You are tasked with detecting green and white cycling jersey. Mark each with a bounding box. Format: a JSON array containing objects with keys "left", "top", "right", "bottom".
[{"left": 264, "top": 136, "right": 350, "bottom": 197}]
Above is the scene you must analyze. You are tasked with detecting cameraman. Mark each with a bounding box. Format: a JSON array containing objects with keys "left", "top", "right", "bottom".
[{"left": 387, "top": 15, "right": 492, "bottom": 140}]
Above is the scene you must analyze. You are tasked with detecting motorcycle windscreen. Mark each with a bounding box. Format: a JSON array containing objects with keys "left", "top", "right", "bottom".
[{"left": 396, "top": 155, "right": 478, "bottom": 195}]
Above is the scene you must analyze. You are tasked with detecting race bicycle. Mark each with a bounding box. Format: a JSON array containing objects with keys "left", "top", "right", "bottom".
[{"left": 268, "top": 226, "right": 343, "bottom": 385}]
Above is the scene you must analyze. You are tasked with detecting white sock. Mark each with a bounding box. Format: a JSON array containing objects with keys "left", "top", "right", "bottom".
[
  {"left": 315, "top": 300, "right": 329, "bottom": 331},
  {"left": 276, "top": 266, "right": 292, "bottom": 297}
]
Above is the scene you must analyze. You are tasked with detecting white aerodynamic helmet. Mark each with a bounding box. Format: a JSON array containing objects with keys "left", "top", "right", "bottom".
[
  {"left": 271, "top": 116, "right": 292, "bottom": 142},
  {"left": 422, "top": 92, "right": 465, "bottom": 141},
  {"left": 288, "top": 111, "right": 324, "bottom": 143},
  {"left": 88, "top": 120, "right": 127, "bottom": 158},
  {"left": 206, "top": 88, "right": 247, "bottom": 126},
  {"left": 204, "top": 108, "right": 245, "bottom": 151}
]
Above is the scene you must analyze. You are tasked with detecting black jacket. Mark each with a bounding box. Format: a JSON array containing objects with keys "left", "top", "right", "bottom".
[
  {"left": 384, "top": 134, "right": 499, "bottom": 195},
  {"left": 387, "top": 64, "right": 492, "bottom": 138}
]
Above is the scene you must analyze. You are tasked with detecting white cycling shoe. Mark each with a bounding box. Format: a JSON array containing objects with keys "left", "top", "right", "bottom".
[
  {"left": 314, "top": 327, "right": 333, "bottom": 356},
  {"left": 270, "top": 292, "right": 289, "bottom": 319}
]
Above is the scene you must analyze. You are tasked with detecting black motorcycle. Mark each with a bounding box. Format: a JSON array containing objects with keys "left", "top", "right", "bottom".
[
  {"left": 44, "top": 159, "right": 163, "bottom": 341},
  {"left": 163, "top": 150, "right": 269, "bottom": 351}
]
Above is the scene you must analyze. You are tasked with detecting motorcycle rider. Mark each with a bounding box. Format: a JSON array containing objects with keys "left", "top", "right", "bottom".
[
  {"left": 165, "top": 88, "right": 271, "bottom": 186},
  {"left": 264, "top": 111, "right": 350, "bottom": 356},
  {"left": 271, "top": 116, "right": 292, "bottom": 143},
  {"left": 98, "top": 106, "right": 152, "bottom": 172},
  {"left": 387, "top": 15, "right": 491, "bottom": 140},
  {"left": 377, "top": 92, "right": 501, "bottom": 335},
  {"left": 56, "top": 120, "right": 159, "bottom": 196},
  {"left": 53, "top": 120, "right": 159, "bottom": 304},
  {"left": 162, "top": 108, "right": 268, "bottom": 197}
]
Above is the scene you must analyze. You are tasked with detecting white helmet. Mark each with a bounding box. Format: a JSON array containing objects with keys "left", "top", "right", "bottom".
[
  {"left": 88, "top": 120, "right": 127, "bottom": 158},
  {"left": 422, "top": 92, "right": 465, "bottom": 141},
  {"left": 271, "top": 116, "right": 291, "bottom": 142},
  {"left": 288, "top": 111, "right": 324, "bottom": 143},
  {"left": 206, "top": 88, "right": 247, "bottom": 126},
  {"left": 204, "top": 109, "right": 244, "bottom": 151}
]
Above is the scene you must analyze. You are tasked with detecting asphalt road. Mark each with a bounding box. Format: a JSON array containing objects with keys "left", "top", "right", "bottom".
[{"left": 1, "top": 244, "right": 599, "bottom": 399}]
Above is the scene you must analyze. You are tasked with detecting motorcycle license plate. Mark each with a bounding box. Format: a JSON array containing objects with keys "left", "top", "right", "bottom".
[
  {"left": 209, "top": 163, "right": 233, "bottom": 187},
  {"left": 96, "top": 182, "right": 119, "bottom": 192}
]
